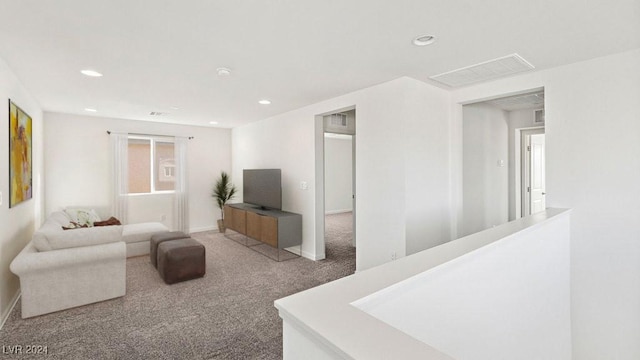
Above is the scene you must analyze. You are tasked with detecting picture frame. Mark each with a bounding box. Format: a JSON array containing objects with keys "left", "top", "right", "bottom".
[{"left": 9, "top": 99, "right": 33, "bottom": 207}]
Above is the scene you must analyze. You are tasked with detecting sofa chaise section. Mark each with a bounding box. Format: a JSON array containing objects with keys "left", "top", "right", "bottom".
[{"left": 123, "top": 222, "right": 171, "bottom": 257}]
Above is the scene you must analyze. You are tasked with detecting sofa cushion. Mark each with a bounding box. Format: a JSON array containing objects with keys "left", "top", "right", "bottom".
[
  {"left": 122, "top": 222, "right": 169, "bottom": 244},
  {"left": 49, "top": 211, "right": 72, "bottom": 226},
  {"left": 33, "top": 225, "right": 123, "bottom": 252},
  {"left": 33, "top": 211, "right": 70, "bottom": 249}
]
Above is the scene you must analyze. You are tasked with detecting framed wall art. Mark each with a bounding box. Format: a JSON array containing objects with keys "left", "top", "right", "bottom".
[{"left": 9, "top": 99, "right": 32, "bottom": 207}]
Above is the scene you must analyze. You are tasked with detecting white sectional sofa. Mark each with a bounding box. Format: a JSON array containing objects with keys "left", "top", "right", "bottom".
[
  {"left": 10, "top": 210, "right": 169, "bottom": 318},
  {"left": 123, "top": 222, "right": 171, "bottom": 257}
]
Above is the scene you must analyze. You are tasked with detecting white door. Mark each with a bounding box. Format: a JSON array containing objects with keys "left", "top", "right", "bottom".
[{"left": 529, "top": 134, "right": 546, "bottom": 214}]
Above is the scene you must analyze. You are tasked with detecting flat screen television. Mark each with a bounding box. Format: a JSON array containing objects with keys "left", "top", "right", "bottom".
[{"left": 243, "top": 169, "right": 282, "bottom": 210}]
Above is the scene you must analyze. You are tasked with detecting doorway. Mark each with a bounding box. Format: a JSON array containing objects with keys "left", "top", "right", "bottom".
[
  {"left": 521, "top": 130, "right": 546, "bottom": 216},
  {"left": 460, "top": 89, "right": 545, "bottom": 236},
  {"left": 314, "top": 107, "right": 356, "bottom": 266},
  {"left": 324, "top": 132, "right": 355, "bottom": 241}
]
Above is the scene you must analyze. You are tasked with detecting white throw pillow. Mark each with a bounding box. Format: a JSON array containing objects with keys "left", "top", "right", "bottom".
[{"left": 64, "top": 208, "right": 101, "bottom": 227}]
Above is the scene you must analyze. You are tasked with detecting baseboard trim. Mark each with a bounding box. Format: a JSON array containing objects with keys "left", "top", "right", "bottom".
[
  {"left": 1, "top": 290, "right": 21, "bottom": 331},
  {"left": 325, "top": 209, "right": 353, "bottom": 215},
  {"left": 301, "top": 250, "right": 325, "bottom": 261},
  {"left": 189, "top": 225, "right": 218, "bottom": 234}
]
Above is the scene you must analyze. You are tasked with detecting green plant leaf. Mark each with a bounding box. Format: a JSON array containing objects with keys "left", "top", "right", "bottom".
[{"left": 213, "top": 171, "right": 237, "bottom": 219}]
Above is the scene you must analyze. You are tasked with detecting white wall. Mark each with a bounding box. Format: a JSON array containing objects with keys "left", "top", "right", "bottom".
[
  {"left": 231, "top": 108, "right": 316, "bottom": 259},
  {"left": 506, "top": 109, "right": 542, "bottom": 220},
  {"left": 461, "top": 103, "right": 509, "bottom": 236},
  {"left": 232, "top": 77, "right": 451, "bottom": 270},
  {"left": 451, "top": 49, "right": 640, "bottom": 359},
  {"left": 403, "top": 79, "right": 452, "bottom": 256},
  {"left": 462, "top": 105, "right": 542, "bottom": 225},
  {"left": 128, "top": 194, "right": 174, "bottom": 227},
  {"left": 0, "top": 57, "right": 43, "bottom": 324},
  {"left": 324, "top": 136, "right": 352, "bottom": 214},
  {"left": 43, "top": 112, "right": 231, "bottom": 232},
  {"left": 356, "top": 211, "right": 571, "bottom": 360}
]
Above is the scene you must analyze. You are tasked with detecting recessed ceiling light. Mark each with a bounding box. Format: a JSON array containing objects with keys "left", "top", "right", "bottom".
[
  {"left": 412, "top": 35, "right": 436, "bottom": 46},
  {"left": 84, "top": 108, "right": 97, "bottom": 112},
  {"left": 80, "top": 69, "right": 103, "bottom": 77},
  {"left": 209, "top": 121, "right": 219, "bottom": 125},
  {"left": 258, "top": 99, "right": 271, "bottom": 105},
  {"left": 216, "top": 67, "right": 232, "bottom": 76}
]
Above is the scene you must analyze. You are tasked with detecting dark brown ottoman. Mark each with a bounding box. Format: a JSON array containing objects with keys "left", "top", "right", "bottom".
[
  {"left": 157, "top": 238, "right": 206, "bottom": 284},
  {"left": 150, "top": 231, "right": 189, "bottom": 268}
]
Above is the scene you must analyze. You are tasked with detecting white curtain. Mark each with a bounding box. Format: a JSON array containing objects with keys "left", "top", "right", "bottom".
[
  {"left": 110, "top": 132, "right": 129, "bottom": 224},
  {"left": 173, "top": 136, "right": 189, "bottom": 233}
]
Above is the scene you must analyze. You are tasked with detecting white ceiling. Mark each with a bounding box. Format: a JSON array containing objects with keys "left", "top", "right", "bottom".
[{"left": 0, "top": 0, "right": 638, "bottom": 128}]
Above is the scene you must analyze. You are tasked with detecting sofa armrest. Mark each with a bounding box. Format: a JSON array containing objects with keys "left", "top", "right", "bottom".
[{"left": 10, "top": 241, "right": 126, "bottom": 276}]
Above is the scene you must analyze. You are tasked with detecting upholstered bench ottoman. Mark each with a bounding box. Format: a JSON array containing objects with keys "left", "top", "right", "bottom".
[
  {"left": 157, "top": 238, "right": 206, "bottom": 284},
  {"left": 150, "top": 231, "right": 190, "bottom": 268}
]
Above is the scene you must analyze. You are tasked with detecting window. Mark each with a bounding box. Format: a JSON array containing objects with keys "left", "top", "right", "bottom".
[{"left": 128, "top": 137, "right": 175, "bottom": 194}]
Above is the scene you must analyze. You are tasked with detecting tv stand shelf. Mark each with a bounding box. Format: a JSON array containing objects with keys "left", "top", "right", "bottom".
[{"left": 224, "top": 204, "right": 302, "bottom": 260}]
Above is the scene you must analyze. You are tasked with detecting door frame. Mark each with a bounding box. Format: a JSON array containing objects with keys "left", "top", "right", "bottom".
[
  {"left": 351, "top": 134, "right": 356, "bottom": 246},
  {"left": 519, "top": 127, "right": 545, "bottom": 217},
  {"left": 314, "top": 105, "right": 356, "bottom": 261},
  {"left": 454, "top": 86, "right": 545, "bottom": 238}
]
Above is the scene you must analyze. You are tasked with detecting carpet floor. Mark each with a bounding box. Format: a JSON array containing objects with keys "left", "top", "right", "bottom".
[{"left": 0, "top": 213, "right": 355, "bottom": 359}]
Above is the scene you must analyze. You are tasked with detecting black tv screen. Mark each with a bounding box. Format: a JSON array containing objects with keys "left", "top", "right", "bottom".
[{"left": 243, "top": 169, "right": 282, "bottom": 210}]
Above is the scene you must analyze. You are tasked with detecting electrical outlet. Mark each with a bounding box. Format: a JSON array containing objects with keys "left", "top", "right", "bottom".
[
  {"left": 391, "top": 252, "right": 397, "bottom": 261},
  {"left": 300, "top": 181, "right": 308, "bottom": 190}
]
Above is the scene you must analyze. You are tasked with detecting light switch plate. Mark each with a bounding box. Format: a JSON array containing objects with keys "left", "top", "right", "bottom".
[{"left": 300, "top": 181, "right": 308, "bottom": 190}]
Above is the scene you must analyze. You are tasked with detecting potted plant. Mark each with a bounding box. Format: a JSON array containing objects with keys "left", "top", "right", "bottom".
[{"left": 212, "top": 171, "right": 237, "bottom": 233}]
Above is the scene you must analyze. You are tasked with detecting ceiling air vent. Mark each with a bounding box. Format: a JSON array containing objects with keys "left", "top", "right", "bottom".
[
  {"left": 429, "top": 54, "right": 535, "bottom": 88},
  {"left": 328, "top": 113, "right": 347, "bottom": 127},
  {"left": 487, "top": 91, "right": 544, "bottom": 111},
  {"left": 323, "top": 112, "right": 354, "bottom": 135},
  {"left": 149, "top": 111, "right": 169, "bottom": 116}
]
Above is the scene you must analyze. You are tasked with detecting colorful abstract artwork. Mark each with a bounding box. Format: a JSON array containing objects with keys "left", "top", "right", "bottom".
[{"left": 9, "top": 100, "right": 32, "bottom": 208}]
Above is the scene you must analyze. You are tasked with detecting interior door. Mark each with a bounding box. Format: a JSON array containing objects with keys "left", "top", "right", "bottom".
[{"left": 529, "top": 134, "right": 546, "bottom": 214}]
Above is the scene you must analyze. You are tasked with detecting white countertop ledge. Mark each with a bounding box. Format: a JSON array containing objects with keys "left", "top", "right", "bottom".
[{"left": 274, "top": 208, "right": 571, "bottom": 360}]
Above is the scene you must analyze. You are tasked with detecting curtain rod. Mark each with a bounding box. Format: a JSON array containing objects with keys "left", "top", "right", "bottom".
[{"left": 107, "top": 131, "right": 194, "bottom": 140}]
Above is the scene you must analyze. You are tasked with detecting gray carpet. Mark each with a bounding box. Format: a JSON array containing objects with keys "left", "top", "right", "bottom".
[{"left": 0, "top": 213, "right": 355, "bottom": 359}]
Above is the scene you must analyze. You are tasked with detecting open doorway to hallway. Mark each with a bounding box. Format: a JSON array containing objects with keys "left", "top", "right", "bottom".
[
  {"left": 322, "top": 110, "right": 356, "bottom": 266},
  {"left": 324, "top": 132, "right": 355, "bottom": 262},
  {"left": 460, "top": 89, "right": 545, "bottom": 237}
]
